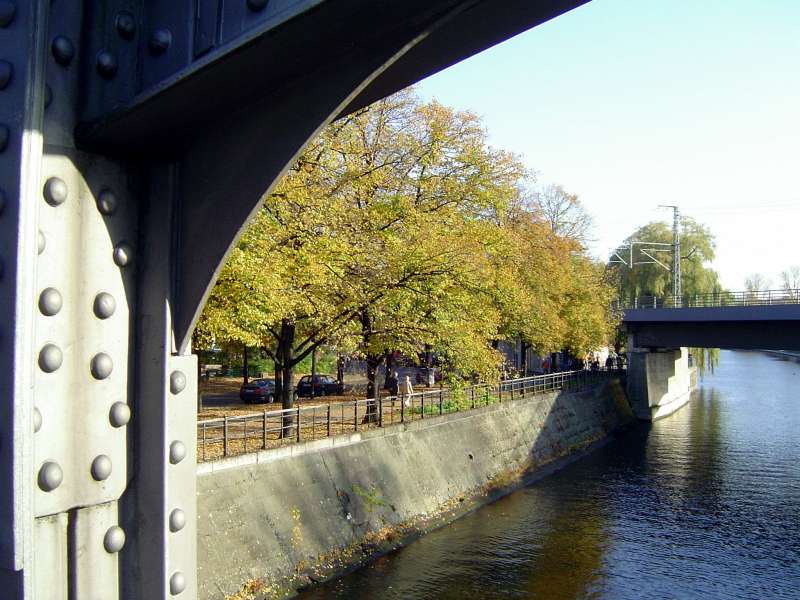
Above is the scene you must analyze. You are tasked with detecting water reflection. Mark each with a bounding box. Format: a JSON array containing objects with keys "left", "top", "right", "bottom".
[{"left": 301, "top": 351, "right": 800, "bottom": 599}]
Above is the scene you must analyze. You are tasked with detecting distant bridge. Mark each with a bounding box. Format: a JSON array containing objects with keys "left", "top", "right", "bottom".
[{"left": 622, "top": 290, "right": 800, "bottom": 350}]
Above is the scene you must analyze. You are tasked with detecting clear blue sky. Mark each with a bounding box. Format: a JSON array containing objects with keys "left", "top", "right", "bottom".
[{"left": 417, "top": 0, "right": 800, "bottom": 290}]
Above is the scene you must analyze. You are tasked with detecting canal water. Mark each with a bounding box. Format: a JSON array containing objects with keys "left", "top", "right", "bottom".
[{"left": 300, "top": 350, "right": 800, "bottom": 599}]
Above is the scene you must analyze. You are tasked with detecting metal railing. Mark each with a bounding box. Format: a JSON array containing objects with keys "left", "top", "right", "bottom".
[
  {"left": 618, "top": 288, "right": 800, "bottom": 310},
  {"left": 196, "top": 369, "right": 621, "bottom": 462}
]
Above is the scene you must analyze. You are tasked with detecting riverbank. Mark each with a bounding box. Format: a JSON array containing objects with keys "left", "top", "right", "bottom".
[{"left": 197, "top": 378, "right": 633, "bottom": 599}]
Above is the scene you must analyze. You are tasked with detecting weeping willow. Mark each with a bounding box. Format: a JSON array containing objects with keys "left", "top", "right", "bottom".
[{"left": 690, "top": 347, "right": 719, "bottom": 377}]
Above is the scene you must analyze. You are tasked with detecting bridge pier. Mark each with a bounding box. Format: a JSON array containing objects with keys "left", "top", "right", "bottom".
[{"left": 626, "top": 345, "right": 696, "bottom": 421}]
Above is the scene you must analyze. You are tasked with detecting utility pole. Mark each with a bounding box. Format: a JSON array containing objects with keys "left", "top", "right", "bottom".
[{"left": 659, "top": 205, "right": 681, "bottom": 305}]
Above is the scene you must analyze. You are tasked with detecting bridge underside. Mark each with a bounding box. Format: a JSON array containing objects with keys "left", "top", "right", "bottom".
[{"left": 625, "top": 305, "right": 800, "bottom": 350}]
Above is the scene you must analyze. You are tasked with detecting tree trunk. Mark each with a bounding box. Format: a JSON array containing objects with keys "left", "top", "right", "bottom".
[
  {"left": 336, "top": 354, "right": 345, "bottom": 384},
  {"left": 360, "top": 310, "right": 379, "bottom": 423},
  {"left": 521, "top": 342, "right": 530, "bottom": 376},
  {"left": 242, "top": 345, "right": 249, "bottom": 384},
  {"left": 279, "top": 321, "right": 296, "bottom": 409},
  {"left": 310, "top": 348, "right": 317, "bottom": 399}
]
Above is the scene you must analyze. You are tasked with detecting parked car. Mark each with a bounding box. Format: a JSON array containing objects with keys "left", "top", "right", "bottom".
[
  {"left": 239, "top": 378, "right": 276, "bottom": 404},
  {"left": 296, "top": 375, "right": 344, "bottom": 398}
]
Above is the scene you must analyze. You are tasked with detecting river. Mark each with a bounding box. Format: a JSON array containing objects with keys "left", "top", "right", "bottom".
[{"left": 299, "top": 350, "right": 800, "bottom": 599}]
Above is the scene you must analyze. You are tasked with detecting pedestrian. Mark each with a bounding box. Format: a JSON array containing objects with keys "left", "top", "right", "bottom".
[
  {"left": 605, "top": 354, "right": 614, "bottom": 371},
  {"left": 386, "top": 371, "right": 399, "bottom": 397},
  {"left": 399, "top": 374, "right": 414, "bottom": 407},
  {"left": 542, "top": 357, "right": 550, "bottom": 374}
]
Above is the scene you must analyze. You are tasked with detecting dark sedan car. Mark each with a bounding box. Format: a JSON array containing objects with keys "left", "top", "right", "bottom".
[
  {"left": 239, "top": 378, "right": 276, "bottom": 403},
  {"left": 296, "top": 375, "right": 344, "bottom": 398}
]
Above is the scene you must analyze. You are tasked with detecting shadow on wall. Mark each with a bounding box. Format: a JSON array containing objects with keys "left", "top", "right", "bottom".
[{"left": 196, "top": 379, "right": 634, "bottom": 599}]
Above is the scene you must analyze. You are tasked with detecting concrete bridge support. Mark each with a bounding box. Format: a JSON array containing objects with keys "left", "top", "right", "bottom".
[{"left": 626, "top": 346, "right": 695, "bottom": 421}]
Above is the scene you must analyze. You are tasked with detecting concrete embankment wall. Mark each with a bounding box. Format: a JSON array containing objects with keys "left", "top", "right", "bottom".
[{"left": 196, "top": 380, "right": 633, "bottom": 599}]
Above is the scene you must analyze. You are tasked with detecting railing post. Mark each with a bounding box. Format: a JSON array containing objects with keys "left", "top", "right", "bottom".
[
  {"left": 327, "top": 404, "right": 331, "bottom": 437},
  {"left": 354, "top": 400, "right": 359, "bottom": 431},
  {"left": 400, "top": 395, "right": 405, "bottom": 423},
  {"left": 296, "top": 407, "right": 302, "bottom": 442},
  {"left": 243, "top": 418, "right": 248, "bottom": 453},
  {"left": 471, "top": 386, "right": 475, "bottom": 409},
  {"left": 202, "top": 422, "right": 207, "bottom": 462},
  {"left": 311, "top": 406, "right": 316, "bottom": 441},
  {"left": 499, "top": 383, "right": 503, "bottom": 403},
  {"left": 379, "top": 397, "right": 383, "bottom": 427},
  {"left": 223, "top": 416, "right": 229, "bottom": 457},
  {"left": 263, "top": 410, "right": 267, "bottom": 449},
  {"left": 421, "top": 394, "right": 424, "bottom": 419},
  {"left": 439, "top": 390, "right": 443, "bottom": 415},
  {"left": 510, "top": 382, "right": 515, "bottom": 401}
]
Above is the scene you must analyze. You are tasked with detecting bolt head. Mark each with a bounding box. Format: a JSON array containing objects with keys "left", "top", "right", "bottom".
[
  {"left": 91, "top": 455, "right": 112, "bottom": 481},
  {"left": 109, "top": 402, "right": 131, "bottom": 428},
  {"left": 115, "top": 11, "right": 136, "bottom": 40},
  {"left": 103, "top": 526, "right": 126, "bottom": 553},
  {"left": 93, "top": 292, "right": 116, "bottom": 319},
  {"left": 91, "top": 353, "right": 113, "bottom": 380},
  {"left": 96, "top": 51, "right": 118, "bottom": 79},
  {"left": 0, "top": 1, "right": 15, "bottom": 28},
  {"left": 169, "top": 441, "right": 186, "bottom": 464},
  {"left": 33, "top": 407, "right": 42, "bottom": 432},
  {"left": 51, "top": 36, "right": 75, "bottom": 67},
  {"left": 96, "top": 189, "right": 117, "bottom": 215},
  {"left": 38, "top": 344, "right": 63, "bottom": 373},
  {"left": 169, "top": 571, "right": 186, "bottom": 595},
  {"left": 149, "top": 29, "right": 172, "bottom": 55},
  {"left": 247, "top": 0, "right": 269, "bottom": 11},
  {"left": 43, "top": 177, "right": 67, "bottom": 206},
  {"left": 38, "top": 461, "right": 63, "bottom": 491},
  {"left": 37, "top": 230, "right": 46, "bottom": 254},
  {"left": 0, "top": 60, "right": 12, "bottom": 90},
  {"left": 169, "top": 508, "right": 186, "bottom": 532},
  {"left": 38, "top": 287, "right": 63, "bottom": 316},
  {"left": 113, "top": 243, "right": 132, "bottom": 267},
  {"left": 170, "top": 370, "right": 187, "bottom": 395}
]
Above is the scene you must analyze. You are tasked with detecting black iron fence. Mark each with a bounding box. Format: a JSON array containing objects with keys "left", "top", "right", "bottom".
[
  {"left": 197, "top": 369, "right": 621, "bottom": 462},
  {"left": 617, "top": 288, "right": 800, "bottom": 310}
]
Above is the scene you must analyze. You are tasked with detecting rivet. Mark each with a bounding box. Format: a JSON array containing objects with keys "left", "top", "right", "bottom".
[
  {"left": 103, "top": 526, "right": 126, "bottom": 553},
  {"left": 0, "top": 60, "right": 12, "bottom": 90},
  {"left": 169, "top": 441, "right": 186, "bottom": 464},
  {"left": 91, "top": 353, "right": 113, "bottom": 380},
  {"left": 37, "top": 230, "right": 46, "bottom": 254},
  {"left": 33, "top": 407, "right": 42, "bottom": 432},
  {"left": 0, "top": 124, "right": 8, "bottom": 152},
  {"left": 169, "top": 571, "right": 186, "bottom": 595},
  {"left": 44, "top": 84, "right": 53, "bottom": 109},
  {"left": 109, "top": 402, "right": 131, "bottom": 428},
  {"left": 38, "top": 344, "right": 63, "bottom": 373},
  {"left": 247, "top": 0, "right": 269, "bottom": 11},
  {"left": 38, "top": 461, "right": 63, "bottom": 492},
  {"left": 91, "top": 454, "right": 112, "bottom": 481},
  {"left": 170, "top": 370, "right": 186, "bottom": 394},
  {"left": 96, "top": 51, "right": 118, "bottom": 79},
  {"left": 93, "top": 292, "right": 116, "bottom": 319},
  {"left": 149, "top": 29, "right": 172, "bottom": 55},
  {"left": 96, "top": 189, "right": 117, "bottom": 215},
  {"left": 113, "top": 242, "right": 132, "bottom": 267},
  {"left": 38, "top": 287, "right": 63, "bottom": 316},
  {"left": 43, "top": 177, "right": 67, "bottom": 206},
  {"left": 0, "top": 1, "right": 15, "bottom": 28},
  {"left": 169, "top": 508, "right": 186, "bottom": 532},
  {"left": 115, "top": 11, "right": 136, "bottom": 40},
  {"left": 51, "top": 36, "right": 75, "bottom": 67}
]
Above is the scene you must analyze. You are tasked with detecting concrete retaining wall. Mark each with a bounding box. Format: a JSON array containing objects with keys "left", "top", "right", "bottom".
[{"left": 196, "top": 380, "right": 632, "bottom": 599}]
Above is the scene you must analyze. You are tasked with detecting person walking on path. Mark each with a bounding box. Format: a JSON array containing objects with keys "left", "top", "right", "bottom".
[{"left": 399, "top": 375, "right": 414, "bottom": 407}]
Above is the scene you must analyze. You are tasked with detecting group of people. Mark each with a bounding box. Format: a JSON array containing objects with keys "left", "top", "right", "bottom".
[
  {"left": 385, "top": 371, "right": 415, "bottom": 406},
  {"left": 584, "top": 351, "right": 625, "bottom": 371}
]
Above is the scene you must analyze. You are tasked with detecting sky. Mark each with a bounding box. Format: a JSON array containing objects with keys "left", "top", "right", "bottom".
[{"left": 416, "top": 0, "right": 800, "bottom": 290}]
